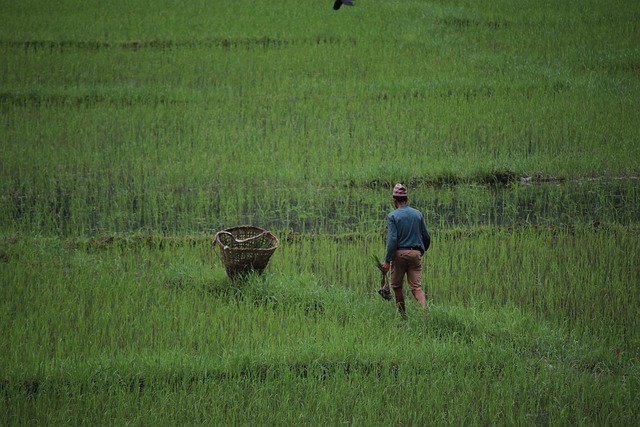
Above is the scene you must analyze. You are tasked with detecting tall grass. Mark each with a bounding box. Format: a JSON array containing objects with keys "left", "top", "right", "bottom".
[
  {"left": 1, "top": 0, "right": 639, "bottom": 424},
  {"left": 2, "top": 1, "right": 639, "bottom": 199},
  {"left": 1, "top": 230, "right": 638, "bottom": 425}
]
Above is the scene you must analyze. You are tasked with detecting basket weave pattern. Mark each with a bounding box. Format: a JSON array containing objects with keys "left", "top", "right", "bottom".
[{"left": 214, "top": 226, "right": 279, "bottom": 280}]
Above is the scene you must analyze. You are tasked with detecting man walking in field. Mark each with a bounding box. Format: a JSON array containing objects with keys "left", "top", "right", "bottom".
[{"left": 380, "top": 184, "right": 431, "bottom": 319}]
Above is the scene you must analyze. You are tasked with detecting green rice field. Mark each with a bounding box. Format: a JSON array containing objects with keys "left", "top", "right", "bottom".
[{"left": 1, "top": 0, "right": 639, "bottom": 425}]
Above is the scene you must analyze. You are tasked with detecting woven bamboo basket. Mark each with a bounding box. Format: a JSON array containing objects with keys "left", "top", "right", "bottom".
[{"left": 213, "top": 226, "right": 279, "bottom": 280}]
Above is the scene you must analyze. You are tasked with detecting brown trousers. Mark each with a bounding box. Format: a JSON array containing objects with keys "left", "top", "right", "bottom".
[{"left": 389, "top": 249, "right": 423, "bottom": 291}]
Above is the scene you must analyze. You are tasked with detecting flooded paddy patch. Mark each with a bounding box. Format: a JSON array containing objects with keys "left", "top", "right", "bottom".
[{"left": 2, "top": 174, "right": 638, "bottom": 236}]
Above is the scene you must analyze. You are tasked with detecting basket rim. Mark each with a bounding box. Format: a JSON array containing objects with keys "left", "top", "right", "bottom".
[{"left": 214, "top": 225, "right": 280, "bottom": 250}]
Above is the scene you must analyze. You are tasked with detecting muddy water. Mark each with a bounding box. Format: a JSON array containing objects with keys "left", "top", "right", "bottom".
[
  {"left": 225, "top": 178, "right": 639, "bottom": 235},
  {"left": 4, "top": 178, "right": 638, "bottom": 236}
]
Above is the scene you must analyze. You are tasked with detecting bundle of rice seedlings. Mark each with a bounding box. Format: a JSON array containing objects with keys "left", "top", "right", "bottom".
[
  {"left": 370, "top": 253, "right": 383, "bottom": 271},
  {"left": 370, "top": 253, "right": 392, "bottom": 300}
]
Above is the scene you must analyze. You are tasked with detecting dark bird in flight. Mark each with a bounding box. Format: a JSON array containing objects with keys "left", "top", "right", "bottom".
[{"left": 333, "top": 0, "right": 354, "bottom": 10}]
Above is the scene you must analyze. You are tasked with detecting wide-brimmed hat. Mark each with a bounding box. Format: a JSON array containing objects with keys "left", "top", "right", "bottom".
[{"left": 392, "top": 183, "right": 408, "bottom": 197}]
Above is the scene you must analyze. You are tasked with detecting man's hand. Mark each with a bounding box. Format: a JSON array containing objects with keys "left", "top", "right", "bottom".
[{"left": 381, "top": 261, "right": 390, "bottom": 274}]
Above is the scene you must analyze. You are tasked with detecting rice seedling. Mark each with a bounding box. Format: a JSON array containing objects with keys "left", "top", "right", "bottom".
[
  {"left": 1, "top": 0, "right": 639, "bottom": 424},
  {"left": 2, "top": 226, "right": 638, "bottom": 424}
]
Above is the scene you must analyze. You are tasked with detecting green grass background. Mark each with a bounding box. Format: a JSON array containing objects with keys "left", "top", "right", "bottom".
[{"left": 1, "top": 0, "right": 639, "bottom": 425}]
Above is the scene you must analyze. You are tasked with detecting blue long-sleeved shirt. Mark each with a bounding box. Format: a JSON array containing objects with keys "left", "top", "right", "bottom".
[{"left": 385, "top": 205, "right": 431, "bottom": 262}]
